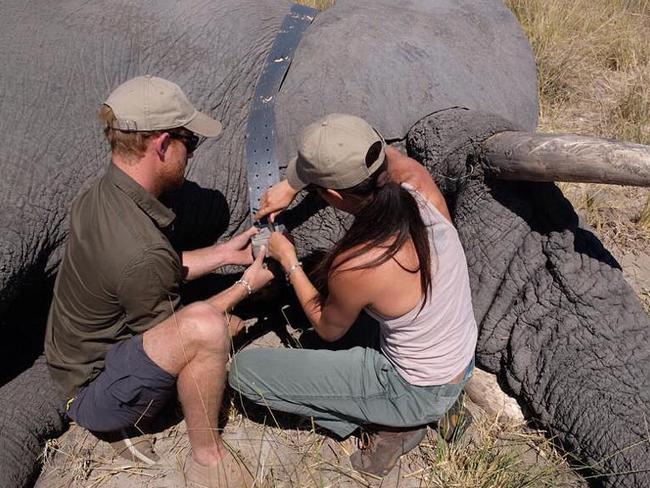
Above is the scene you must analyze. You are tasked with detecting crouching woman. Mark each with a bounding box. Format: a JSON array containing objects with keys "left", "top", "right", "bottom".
[{"left": 228, "top": 114, "right": 477, "bottom": 477}]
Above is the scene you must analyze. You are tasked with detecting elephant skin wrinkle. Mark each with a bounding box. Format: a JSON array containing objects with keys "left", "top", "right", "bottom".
[{"left": 409, "top": 110, "right": 650, "bottom": 488}]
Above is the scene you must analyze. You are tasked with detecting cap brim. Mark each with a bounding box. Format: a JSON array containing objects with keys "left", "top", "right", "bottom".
[
  {"left": 185, "top": 111, "right": 223, "bottom": 138},
  {"left": 286, "top": 155, "right": 308, "bottom": 191}
]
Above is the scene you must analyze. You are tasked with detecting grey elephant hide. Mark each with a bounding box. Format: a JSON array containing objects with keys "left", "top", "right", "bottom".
[{"left": 0, "top": 0, "right": 537, "bottom": 313}]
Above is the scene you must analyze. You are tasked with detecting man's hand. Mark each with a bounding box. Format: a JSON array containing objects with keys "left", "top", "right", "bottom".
[
  {"left": 256, "top": 179, "right": 299, "bottom": 222},
  {"left": 207, "top": 246, "right": 275, "bottom": 312},
  {"left": 215, "top": 227, "right": 258, "bottom": 266}
]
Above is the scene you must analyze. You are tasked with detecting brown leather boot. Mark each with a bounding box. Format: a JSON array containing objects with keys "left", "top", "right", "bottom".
[{"left": 349, "top": 425, "right": 427, "bottom": 477}]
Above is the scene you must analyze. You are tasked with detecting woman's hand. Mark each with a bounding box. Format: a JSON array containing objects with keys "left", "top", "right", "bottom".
[
  {"left": 241, "top": 246, "right": 275, "bottom": 292},
  {"left": 256, "top": 179, "right": 299, "bottom": 222},
  {"left": 267, "top": 231, "right": 298, "bottom": 270}
]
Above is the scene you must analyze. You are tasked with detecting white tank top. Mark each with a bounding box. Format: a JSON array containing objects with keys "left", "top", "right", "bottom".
[{"left": 364, "top": 183, "right": 477, "bottom": 386}]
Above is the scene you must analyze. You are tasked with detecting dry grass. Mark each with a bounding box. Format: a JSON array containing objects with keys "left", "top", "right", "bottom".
[
  {"left": 639, "top": 196, "right": 650, "bottom": 229},
  {"left": 40, "top": 427, "right": 176, "bottom": 488},
  {"left": 415, "top": 415, "right": 580, "bottom": 488},
  {"left": 39, "top": 402, "right": 580, "bottom": 488},
  {"left": 608, "top": 69, "right": 650, "bottom": 144},
  {"left": 296, "top": 0, "right": 335, "bottom": 11},
  {"left": 506, "top": 0, "right": 650, "bottom": 142}
]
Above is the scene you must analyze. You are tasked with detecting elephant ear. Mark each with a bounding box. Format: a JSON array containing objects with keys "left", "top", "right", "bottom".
[{"left": 275, "top": 0, "right": 538, "bottom": 164}]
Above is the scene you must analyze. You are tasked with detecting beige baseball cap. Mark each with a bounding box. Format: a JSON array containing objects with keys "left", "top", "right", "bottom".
[
  {"left": 104, "top": 75, "right": 222, "bottom": 137},
  {"left": 286, "top": 113, "right": 386, "bottom": 190}
]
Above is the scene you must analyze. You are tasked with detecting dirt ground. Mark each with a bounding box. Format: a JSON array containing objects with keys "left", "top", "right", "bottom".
[
  {"left": 35, "top": 331, "right": 439, "bottom": 488},
  {"left": 36, "top": 330, "right": 589, "bottom": 488}
]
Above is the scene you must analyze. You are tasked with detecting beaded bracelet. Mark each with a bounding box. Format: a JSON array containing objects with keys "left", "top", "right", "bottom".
[
  {"left": 235, "top": 277, "right": 253, "bottom": 295},
  {"left": 285, "top": 261, "right": 303, "bottom": 280}
]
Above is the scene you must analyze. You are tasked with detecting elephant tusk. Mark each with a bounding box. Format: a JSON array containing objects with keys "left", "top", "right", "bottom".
[{"left": 481, "top": 131, "right": 650, "bottom": 187}]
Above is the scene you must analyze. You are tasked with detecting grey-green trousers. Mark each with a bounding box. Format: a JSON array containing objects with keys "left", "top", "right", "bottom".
[{"left": 228, "top": 318, "right": 473, "bottom": 438}]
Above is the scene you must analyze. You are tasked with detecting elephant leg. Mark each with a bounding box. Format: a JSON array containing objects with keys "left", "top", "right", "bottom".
[{"left": 0, "top": 356, "right": 68, "bottom": 488}]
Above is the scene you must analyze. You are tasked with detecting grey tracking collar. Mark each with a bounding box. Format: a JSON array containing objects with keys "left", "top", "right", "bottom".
[{"left": 245, "top": 3, "right": 317, "bottom": 221}]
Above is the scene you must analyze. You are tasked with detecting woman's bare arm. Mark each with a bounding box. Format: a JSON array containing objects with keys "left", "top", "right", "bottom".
[
  {"left": 286, "top": 264, "right": 368, "bottom": 342},
  {"left": 267, "top": 232, "right": 374, "bottom": 342}
]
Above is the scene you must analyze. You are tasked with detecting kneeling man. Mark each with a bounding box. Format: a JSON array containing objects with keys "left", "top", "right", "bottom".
[{"left": 45, "top": 76, "right": 271, "bottom": 488}]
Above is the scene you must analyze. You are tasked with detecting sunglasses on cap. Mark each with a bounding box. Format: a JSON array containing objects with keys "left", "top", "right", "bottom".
[{"left": 167, "top": 128, "right": 203, "bottom": 154}]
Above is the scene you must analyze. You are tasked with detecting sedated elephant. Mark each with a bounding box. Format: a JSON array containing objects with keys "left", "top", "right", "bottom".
[{"left": 0, "top": 0, "right": 648, "bottom": 486}]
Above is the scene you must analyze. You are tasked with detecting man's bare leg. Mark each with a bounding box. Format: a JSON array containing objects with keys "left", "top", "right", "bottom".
[
  {"left": 143, "top": 301, "right": 229, "bottom": 466},
  {"left": 176, "top": 336, "right": 227, "bottom": 465}
]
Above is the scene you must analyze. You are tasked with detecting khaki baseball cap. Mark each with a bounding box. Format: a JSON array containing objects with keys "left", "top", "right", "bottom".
[
  {"left": 104, "top": 75, "right": 222, "bottom": 137},
  {"left": 286, "top": 113, "right": 386, "bottom": 190}
]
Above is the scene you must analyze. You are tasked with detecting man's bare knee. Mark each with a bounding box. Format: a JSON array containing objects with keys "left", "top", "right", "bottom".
[
  {"left": 144, "top": 302, "right": 228, "bottom": 375},
  {"left": 179, "top": 302, "right": 229, "bottom": 353}
]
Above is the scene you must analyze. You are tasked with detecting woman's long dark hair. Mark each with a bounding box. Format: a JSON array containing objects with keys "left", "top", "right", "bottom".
[{"left": 313, "top": 143, "right": 433, "bottom": 307}]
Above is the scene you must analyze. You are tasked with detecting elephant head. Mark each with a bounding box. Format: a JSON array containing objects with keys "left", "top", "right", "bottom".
[{"left": 0, "top": 0, "right": 647, "bottom": 486}]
